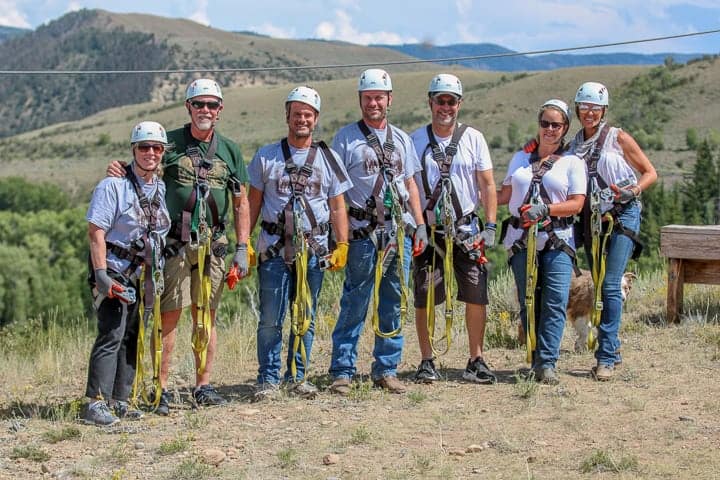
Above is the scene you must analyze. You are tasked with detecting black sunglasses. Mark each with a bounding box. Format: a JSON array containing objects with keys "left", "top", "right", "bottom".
[
  {"left": 433, "top": 98, "right": 459, "bottom": 107},
  {"left": 136, "top": 143, "right": 165, "bottom": 153},
  {"left": 190, "top": 100, "right": 222, "bottom": 110},
  {"left": 539, "top": 120, "right": 565, "bottom": 130}
]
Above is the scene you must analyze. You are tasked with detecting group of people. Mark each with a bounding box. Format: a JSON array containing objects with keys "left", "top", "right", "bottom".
[{"left": 82, "top": 71, "right": 656, "bottom": 426}]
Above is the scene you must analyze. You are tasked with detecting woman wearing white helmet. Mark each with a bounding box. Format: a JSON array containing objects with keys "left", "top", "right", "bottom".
[
  {"left": 498, "top": 100, "right": 587, "bottom": 384},
  {"left": 83, "top": 121, "right": 171, "bottom": 425},
  {"left": 569, "top": 81, "right": 657, "bottom": 381}
]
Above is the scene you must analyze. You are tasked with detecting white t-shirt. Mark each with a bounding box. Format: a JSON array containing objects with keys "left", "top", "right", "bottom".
[
  {"left": 502, "top": 151, "right": 586, "bottom": 251},
  {"left": 410, "top": 124, "right": 493, "bottom": 221},
  {"left": 331, "top": 121, "right": 421, "bottom": 230},
  {"left": 569, "top": 126, "right": 638, "bottom": 214},
  {"left": 248, "top": 140, "right": 352, "bottom": 253}
]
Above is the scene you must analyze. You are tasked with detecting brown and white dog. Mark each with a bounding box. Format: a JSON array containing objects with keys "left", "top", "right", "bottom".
[{"left": 517, "top": 269, "right": 636, "bottom": 351}]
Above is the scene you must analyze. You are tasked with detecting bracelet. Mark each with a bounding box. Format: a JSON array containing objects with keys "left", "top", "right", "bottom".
[{"left": 485, "top": 222, "right": 497, "bottom": 229}]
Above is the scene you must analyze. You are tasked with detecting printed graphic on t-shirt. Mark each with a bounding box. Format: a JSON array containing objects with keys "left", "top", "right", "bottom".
[
  {"left": 274, "top": 163, "right": 322, "bottom": 197},
  {"left": 361, "top": 145, "right": 405, "bottom": 178},
  {"left": 176, "top": 155, "right": 230, "bottom": 188}
]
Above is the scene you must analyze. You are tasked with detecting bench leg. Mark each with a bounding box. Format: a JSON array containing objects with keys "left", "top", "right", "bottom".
[{"left": 667, "top": 258, "right": 684, "bottom": 324}]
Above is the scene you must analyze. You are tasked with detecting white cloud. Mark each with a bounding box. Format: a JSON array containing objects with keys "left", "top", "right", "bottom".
[
  {"left": 249, "top": 22, "right": 296, "bottom": 39},
  {"left": 189, "top": 0, "right": 210, "bottom": 26},
  {"left": 0, "top": 0, "right": 30, "bottom": 28},
  {"left": 66, "top": 1, "right": 81, "bottom": 13},
  {"left": 313, "top": 9, "right": 417, "bottom": 45}
]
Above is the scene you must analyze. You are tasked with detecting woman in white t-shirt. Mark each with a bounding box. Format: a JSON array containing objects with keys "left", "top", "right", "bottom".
[
  {"left": 569, "top": 82, "right": 657, "bottom": 381},
  {"left": 498, "top": 99, "right": 586, "bottom": 385}
]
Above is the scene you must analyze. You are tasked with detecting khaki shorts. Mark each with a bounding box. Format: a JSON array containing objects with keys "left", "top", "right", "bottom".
[
  {"left": 160, "top": 237, "right": 228, "bottom": 312},
  {"left": 413, "top": 237, "right": 489, "bottom": 308}
]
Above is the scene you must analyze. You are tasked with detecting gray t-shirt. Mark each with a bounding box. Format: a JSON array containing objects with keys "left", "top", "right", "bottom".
[
  {"left": 86, "top": 165, "right": 171, "bottom": 276},
  {"left": 248, "top": 140, "right": 352, "bottom": 253},
  {"left": 331, "top": 121, "right": 421, "bottom": 230}
]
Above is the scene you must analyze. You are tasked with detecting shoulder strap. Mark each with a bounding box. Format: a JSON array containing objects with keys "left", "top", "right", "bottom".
[
  {"left": 124, "top": 164, "right": 161, "bottom": 231},
  {"left": 357, "top": 120, "right": 395, "bottom": 169},
  {"left": 316, "top": 140, "right": 348, "bottom": 184},
  {"left": 423, "top": 123, "right": 468, "bottom": 221},
  {"left": 585, "top": 123, "right": 611, "bottom": 189}
]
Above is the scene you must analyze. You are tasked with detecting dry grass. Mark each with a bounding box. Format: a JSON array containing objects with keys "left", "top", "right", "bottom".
[{"left": 1, "top": 273, "right": 719, "bottom": 478}]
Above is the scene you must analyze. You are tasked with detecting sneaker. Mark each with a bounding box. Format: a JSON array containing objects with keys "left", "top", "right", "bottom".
[
  {"left": 328, "top": 378, "right": 352, "bottom": 396},
  {"left": 287, "top": 381, "right": 318, "bottom": 399},
  {"left": 193, "top": 384, "right": 227, "bottom": 406},
  {"left": 113, "top": 400, "right": 144, "bottom": 420},
  {"left": 591, "top": 364, "right": 614, "bottom": 382},
  {"left": 462, "top": 357, "right": 497, "bottom": 384},
  {"left": 252, "top": 382, "right": 280, "bottom": 402},
  {"left": 415, "top": 358, "right": 441, "bottom": 384},
  {"left": 533, "top": 367, "right": 560, "bottom": 385},
  {"left": 81, "top": 400, "right": 120, "bottom": 426},
  {"left": 373, "top": 375, "right": 407, "bottom": 394}
]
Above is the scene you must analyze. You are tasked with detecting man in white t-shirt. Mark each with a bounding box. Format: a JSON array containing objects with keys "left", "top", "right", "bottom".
[
  {"left": 328, "top": 69, "right": 426, "bottom": 395},
  {"left": 248, "top": 86, "right": 352, "bottom": 401},
  {"left": 410, "top": 73, "right": 498, "bottom": 384}
]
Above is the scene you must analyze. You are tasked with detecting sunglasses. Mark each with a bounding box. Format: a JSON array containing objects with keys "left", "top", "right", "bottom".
[
  {"left": 577, "top": 103, "right": 604, "bottom": 113},
  {"left": 136, "top": 143, "right": 165, "bottom": 153},
  {"left": 190, "top": 100, "right": 222, "bottom": 110},
  {"left": 433, "top": 98, "right": 459, "bottom": 107},
  {"left": 539, "top": 120, "right": 565, "bottom": 130}
]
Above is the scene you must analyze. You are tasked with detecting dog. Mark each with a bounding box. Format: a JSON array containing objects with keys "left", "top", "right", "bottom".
[{"left": 517, "top": 269, "right": 636, "bottom": 352}]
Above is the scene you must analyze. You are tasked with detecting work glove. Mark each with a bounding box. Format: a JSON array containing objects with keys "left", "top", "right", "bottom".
[
  {"left": 106, "top": 161, "right": 127, "bottom": 178},
  {"left": 520, "top": 202, "right": 549, "bottom": 228},
  {"left": 94, "top": 268, "right": 132, "bottom": 302},
  {"left": 478, "top": 223, "right": 496, "bottom": 248},
  {"left": 412, "top": 224, "right": 429, "bottom": 257},
  {"left": 328, "top": 242, "right": 349, "bottom": 271},
  {"left": 610, "top": 183, "right": 638, "bottom": 204},
  {"left": 233, "top": 243, "right": 252, "bottom": 277}
]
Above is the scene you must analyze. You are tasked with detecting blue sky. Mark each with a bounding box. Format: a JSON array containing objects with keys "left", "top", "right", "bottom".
[{"left": 2, "top": 0, "right": 719, "bottom": 53}]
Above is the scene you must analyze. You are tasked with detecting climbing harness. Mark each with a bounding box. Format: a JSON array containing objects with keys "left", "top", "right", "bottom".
[
  {"left": 579, "top": 125, "right": 643, "bottom": 349},
  {"left": 419, "top": 124, "right": 472, "bottom": 355},
  {"left": 114, "top": 164, "right": 165, "bottom": 411},
  {"left": 353, "top": 121, "right": 410, "bottom": 339}
]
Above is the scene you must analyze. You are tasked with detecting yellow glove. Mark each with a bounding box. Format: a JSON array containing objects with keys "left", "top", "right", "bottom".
[
  {"left": 248, "top": 243, "right": 257, "bottom": 268},
  {"left": 328, "top": 242, "right": 349, "bottom": 271}
]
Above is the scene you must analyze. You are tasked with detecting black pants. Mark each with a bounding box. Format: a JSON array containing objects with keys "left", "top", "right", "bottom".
[{"left": 84, "top": 287, "right": 140, "bottom": 402}]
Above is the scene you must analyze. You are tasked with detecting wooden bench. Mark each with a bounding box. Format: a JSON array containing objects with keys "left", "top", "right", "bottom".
[{"left": 660, "top": 225, "right": 720, "bottom": 323}]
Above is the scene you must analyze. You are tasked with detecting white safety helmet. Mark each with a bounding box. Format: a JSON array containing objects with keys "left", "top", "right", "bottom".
[
  {"left": 358, "top": 68, "right": 392, "bottom": 91},
  {"left": 428, "top": 73, "right": 463, "bottom": 98},
  {"left": 286, "top": 86, "right": 321, "bottom": 112},
  {"left": 539, "top": 99, "right": 571, "bottom": 126},
  {"left": 574, "top": 81, "right": 609, "bottom": 106},
  {"left": 185, "top": 78, "right": 223, "bottom": 101},
  {"left": 130, "top": 121, "right": 168, "bottom": 145}
]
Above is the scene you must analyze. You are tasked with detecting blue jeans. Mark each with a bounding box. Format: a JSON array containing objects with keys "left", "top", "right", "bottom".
[
  {"left": 588, "top": 202, "right": 641, "bottom": 367},
  {"left": 510, "top": 248, "right": 573, "bottom": 369},
  {"left": 329, "top": 236, "right": 411, "bottom": 380},
  {"left": 257, "top": 255, "right": 324, "bottom": 385}
]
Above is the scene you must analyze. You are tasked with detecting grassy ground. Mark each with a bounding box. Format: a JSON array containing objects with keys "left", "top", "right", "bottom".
[{"left": 1, "top": 270, "right": 719, "bottom": 479}]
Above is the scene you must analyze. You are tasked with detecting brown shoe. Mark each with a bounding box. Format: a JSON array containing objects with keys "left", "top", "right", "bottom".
[
  {"left": 373, "top": 375, "right": 407, "bottom": 394},
  {"left": 591, "top": 364, "right": 614, "bottom": 381},
  {"left": 329, "top": 378, "right": 351, "bottom": 396}
]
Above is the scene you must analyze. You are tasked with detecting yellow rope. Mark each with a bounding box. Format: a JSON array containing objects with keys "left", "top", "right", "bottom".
[
  {"left": 191, "top": 239, "right": 213, "bottom": 376},
  {"left": 588, "top": 212, "right": 614, "bottom": 349},
  {"left": 524, "top": 223, "right": 538, "bottom": 364},
  {"left": 290, "top": 232, "right": 312, "bottom": 381},
  {"left": 130, "top": 265, "right": 163, "bottom": 409}
]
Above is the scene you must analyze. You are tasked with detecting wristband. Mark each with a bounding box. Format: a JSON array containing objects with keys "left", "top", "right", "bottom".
[{"left": 485, "top": 222, "right": 497, "bottom": 229}]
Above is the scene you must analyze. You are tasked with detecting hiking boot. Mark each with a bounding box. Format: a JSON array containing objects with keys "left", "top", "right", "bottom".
[
  {"left": 252, "top": 382, "right": 280, "bottom": 402},
  {"left": 81, "top": 400, "right": 120, "bottom": 427},
  {"left": 534, "top": 367, "right": 560, "bottom": 385},
  {"left": 329, "top": 378, "right": 352, "bottom": 396},
  {"left": 415, "top": 358, "right": 441, "bottom": 384},
  {"left": 113, "top": 400, "right": 144, "bottom": 420},
  {"left": 287, "top": 381, "right": 318, "bottom": 399},
  {"left": 151, "top": 389, "right": 172, "bottom": 416},
  {"left": 373, "top": 375, "right": 407, "bottom": 394},
  {"left": 592, "top": 364, "right": 614, "bottom": 382},
  {"left": 193, "top": 384, "right": 227, "bottom": 406},
  {"left": 462, "top": 357, "right": 497, "bottom": 384}
]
